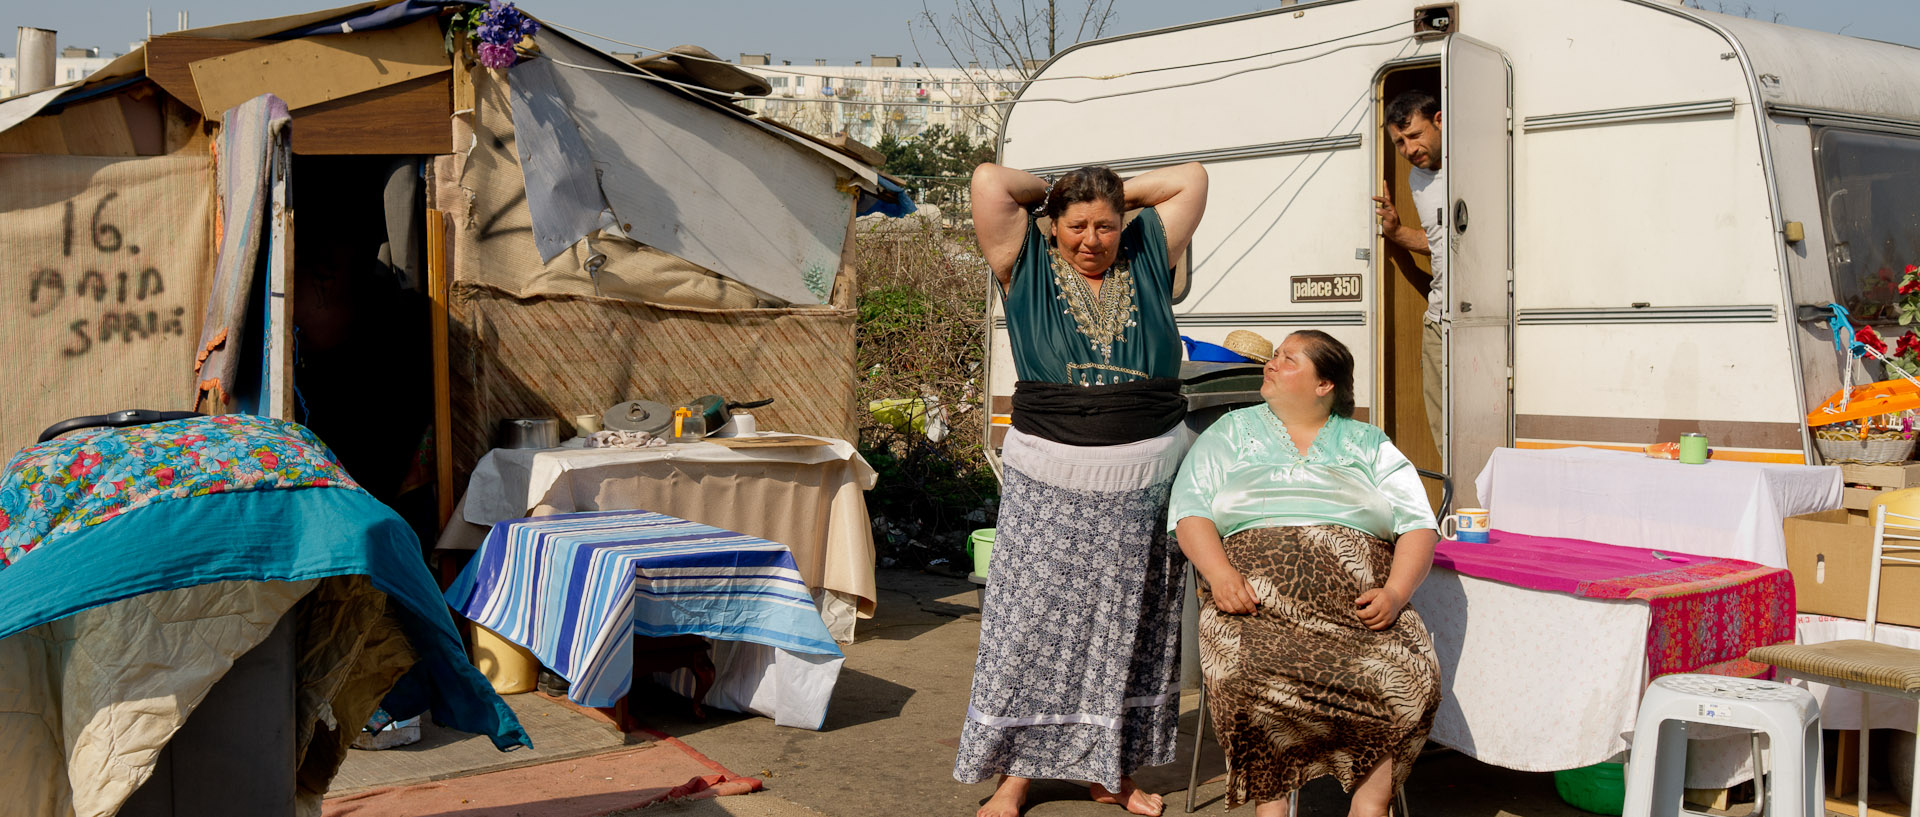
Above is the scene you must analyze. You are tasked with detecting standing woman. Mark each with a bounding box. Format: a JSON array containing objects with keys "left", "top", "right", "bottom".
[
  {"left": 954, "top": 161, "right": 1207, "bottom": 817},
  {"left": 1171, "top": 330, "right": 1442, "bottom": 817}
]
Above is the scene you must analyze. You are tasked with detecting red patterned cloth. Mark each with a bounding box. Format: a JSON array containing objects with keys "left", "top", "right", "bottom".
[{"left": 1434, "top": 531, "right": 1796, "bottom": 679}]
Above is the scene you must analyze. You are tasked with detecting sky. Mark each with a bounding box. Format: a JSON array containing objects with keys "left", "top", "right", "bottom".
[{"left": 4, "top": 0, "right": 1918, "bottom": 64}]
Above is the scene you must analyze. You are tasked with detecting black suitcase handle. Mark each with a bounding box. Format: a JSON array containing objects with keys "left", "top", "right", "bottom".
[{"left": 37, "top": 409, "right": 204, "bottom": 444}]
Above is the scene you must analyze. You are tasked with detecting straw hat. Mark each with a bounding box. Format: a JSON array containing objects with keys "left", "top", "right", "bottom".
[{"left": 1223, "top": 330, "right": 1276, "bottom": 363}]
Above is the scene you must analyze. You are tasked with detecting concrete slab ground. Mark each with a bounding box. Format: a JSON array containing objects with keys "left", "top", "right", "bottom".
[{"left": 629, "top": 569, "right": 1603, "bottom": 817}]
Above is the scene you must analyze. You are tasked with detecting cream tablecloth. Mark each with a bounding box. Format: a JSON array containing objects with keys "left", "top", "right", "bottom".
[
  {"left": 1473, "top": 447, "right": 1841, "bottom": 568},
  {"left": 437, "top": 435, "right": 878, "bottom": 641}
]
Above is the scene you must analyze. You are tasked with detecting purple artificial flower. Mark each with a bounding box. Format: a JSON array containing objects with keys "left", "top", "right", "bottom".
[
  {"left": 475, "top": 1, "right": 539, "bottom": 46},
  {"left": 477, "top": 42, "right": 517, "bottom": 68}
]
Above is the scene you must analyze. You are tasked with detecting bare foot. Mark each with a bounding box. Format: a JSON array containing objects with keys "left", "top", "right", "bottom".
[
  {"left": 978, "top": 775, "right": 1030, "bottom": 817},
  {"left": 1090, "top": 777, "right": 1165, "bottom": 816}
]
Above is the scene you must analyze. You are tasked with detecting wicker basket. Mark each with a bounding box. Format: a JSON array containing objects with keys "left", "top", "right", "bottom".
[{"left": 1815, "top": 434, "right": 1918, "bottom": 464}]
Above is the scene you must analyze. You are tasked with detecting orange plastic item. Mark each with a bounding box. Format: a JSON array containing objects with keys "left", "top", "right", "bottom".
[{"left": 1806, "top": 378, "right": 1920, "bottom": 427}]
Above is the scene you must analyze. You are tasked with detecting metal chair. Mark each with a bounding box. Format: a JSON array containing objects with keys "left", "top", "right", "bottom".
[
  {"left": 1748, "top": 503, "right": 1920, "bottom": 817},
  {"left": 1182, "top": 469, "right": 1450, "bottom": 814}
]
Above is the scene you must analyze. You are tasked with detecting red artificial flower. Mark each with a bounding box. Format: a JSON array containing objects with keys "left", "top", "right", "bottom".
[
  {"left": 1907, "top": 264, "right": 1918, "bottom": 275},
  {"left": 1858, "top": 325, "right": 1890, "bottom": 356},
  {"left": 1902, "top": 279, "right": 1920, "bottom": 295}
]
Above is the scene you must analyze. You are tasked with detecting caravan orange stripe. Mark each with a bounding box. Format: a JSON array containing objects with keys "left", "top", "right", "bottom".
[{"left": 1513, "top": 440, "right": 1806, "bottom": 464}]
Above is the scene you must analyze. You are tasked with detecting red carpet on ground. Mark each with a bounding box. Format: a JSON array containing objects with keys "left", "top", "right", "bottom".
[{"left": 323, "top": 737, "right": 762, "bottom": 817}]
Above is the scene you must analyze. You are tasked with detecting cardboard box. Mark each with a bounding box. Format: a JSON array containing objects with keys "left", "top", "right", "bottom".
[
  {"left": 1783, "top": 509, "right": 1920, "bottom": 628},
  {"left": 1838, "top": 463, "right": 1920, "bottom": 511}
]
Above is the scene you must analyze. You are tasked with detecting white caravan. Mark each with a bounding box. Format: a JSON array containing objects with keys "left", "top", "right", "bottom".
[{"left": 983, "top": 0, "right": 1920, "bottom": 504}]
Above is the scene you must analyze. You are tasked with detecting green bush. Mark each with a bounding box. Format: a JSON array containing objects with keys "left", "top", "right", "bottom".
[{"left": 853, "top": 218, "right": 998, "bottom": 568}]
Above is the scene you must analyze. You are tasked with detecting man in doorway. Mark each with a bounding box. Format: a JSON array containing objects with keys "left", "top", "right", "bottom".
[{"left": 1373, "top": 89, "right": 1446, "bottom": 457}]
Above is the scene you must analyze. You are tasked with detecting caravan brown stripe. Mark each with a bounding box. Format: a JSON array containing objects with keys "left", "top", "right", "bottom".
[
  {"left": 1516, "top": 414, "right": 1802, "bottom": 451},
  {"left": 990, "top": 399, "right": 1364, "bottom": 423}
]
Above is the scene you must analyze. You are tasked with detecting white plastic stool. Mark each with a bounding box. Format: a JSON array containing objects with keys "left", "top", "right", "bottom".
[{"left": 1621, "top": 674, "right": 1822, "bottom": 817}]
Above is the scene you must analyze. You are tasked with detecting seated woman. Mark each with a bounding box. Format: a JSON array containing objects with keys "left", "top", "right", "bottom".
[{"left": 1169, "top": 330, "right": 1442, "bottom": 817}]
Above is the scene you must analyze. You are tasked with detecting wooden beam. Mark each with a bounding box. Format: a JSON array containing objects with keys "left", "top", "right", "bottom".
[
  {"left": 427, "top": 209, "right": 454, "bottom": 528},
  {"left": 188, "top": 17, "right": 449, "bottom": 115},
  {"left": 291, "top": 72, "right": 452, "bottom": 155},
  {"left": 146, "top": 35, "right": 269, "bottom": 114}
]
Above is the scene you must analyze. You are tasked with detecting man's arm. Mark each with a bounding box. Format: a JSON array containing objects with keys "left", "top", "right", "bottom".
[{"left": 1373, "top": 182, "right": 1430, "bottom": 256}]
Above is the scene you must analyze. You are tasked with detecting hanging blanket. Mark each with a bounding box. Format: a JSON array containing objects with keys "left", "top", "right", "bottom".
[
  {"left": 1433, "top": 530, "right": 1795, "bottom": 679},
  {"left": 194, "top": 93, "right": 289, "bottom": 406}
]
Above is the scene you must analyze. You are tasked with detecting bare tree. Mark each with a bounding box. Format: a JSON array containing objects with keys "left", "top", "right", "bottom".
[
  {"left": 1683, "top": 0, "right": 1786, "bottom": 24},
  {"left": 910, "top": 0, "right": 1118, "bottom": 135}
]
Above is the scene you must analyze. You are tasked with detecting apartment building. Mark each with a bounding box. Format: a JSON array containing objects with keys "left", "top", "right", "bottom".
[
  {"left": 0, "top": 47, "right": 121, "bottom": 98},
  {"left": 733, "top": 54, "right": 1023, "bottom": 148}
]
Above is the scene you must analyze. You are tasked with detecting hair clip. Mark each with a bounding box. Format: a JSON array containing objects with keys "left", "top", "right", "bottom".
[{"left": 1031, "top": 175, "right": 1057, "bottom": 217}]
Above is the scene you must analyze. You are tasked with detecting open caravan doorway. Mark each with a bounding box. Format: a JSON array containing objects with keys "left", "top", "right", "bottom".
[{"left": 1375, "top": 62, "right": 1444, "bottom": 506}]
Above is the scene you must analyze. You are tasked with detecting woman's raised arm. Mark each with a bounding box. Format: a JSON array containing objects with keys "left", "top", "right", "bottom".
[
  {"left": 971, "top": 162, "right": 1048, "bottom": 288},
  {"left": 1122, "top": 162, "right": 1208, "bottom": 267}
]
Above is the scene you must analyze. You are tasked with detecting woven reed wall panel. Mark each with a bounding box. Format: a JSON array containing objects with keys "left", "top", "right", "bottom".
[{"left": 448, "top": 283, "right": 857, "bottom": 484}]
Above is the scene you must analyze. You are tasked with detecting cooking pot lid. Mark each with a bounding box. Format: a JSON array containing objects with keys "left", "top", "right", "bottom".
[{"left": 603, "top": 400, "right": 674, "bottom": 435}]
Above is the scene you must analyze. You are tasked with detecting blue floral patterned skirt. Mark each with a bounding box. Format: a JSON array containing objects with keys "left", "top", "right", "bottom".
[{"left": 953, "top": 425, "right": 1190, "bottom": 791}]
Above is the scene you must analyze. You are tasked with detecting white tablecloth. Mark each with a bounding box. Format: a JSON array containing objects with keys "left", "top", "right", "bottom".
[
  {"left": 1473, "top": 447, "right": 1842, "bottom": 568},
  {"left": 1418, "top": 569, "right": 1753, "bottom": 786},
  {"left": 461, "top": 436, "right": 873, "bottom": 527}
]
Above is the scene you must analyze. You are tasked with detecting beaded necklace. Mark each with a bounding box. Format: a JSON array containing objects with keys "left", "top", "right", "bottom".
[{"left": 1050, "top": 249, "right": 1140, "bottom": 386}]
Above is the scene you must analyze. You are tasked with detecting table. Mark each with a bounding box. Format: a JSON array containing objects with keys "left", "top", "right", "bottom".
[
  {"left": 1418, "top": 530, "right": 1797, "bottom": 787},
  {"left": 1473, "top": 446, "right": 1842, "bottom": 568},
  {"left": 445, "top": 509, "right": 845, "bottom": 730},
  {"left": 438, "top": 435, "right": 878, "bottom": 642}
]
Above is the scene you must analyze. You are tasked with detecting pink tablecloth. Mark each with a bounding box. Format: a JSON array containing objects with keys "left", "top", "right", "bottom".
[{"left": 1433, "top": 530, "right": 1796, "bottom": 678}]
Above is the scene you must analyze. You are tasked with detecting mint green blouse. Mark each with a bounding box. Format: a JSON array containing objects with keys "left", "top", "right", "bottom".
[{"left": 1168, "top": 407, "right": 1438, "bottom": 541}]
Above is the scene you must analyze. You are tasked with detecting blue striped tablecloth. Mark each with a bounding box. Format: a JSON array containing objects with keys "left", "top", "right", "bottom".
[{"left": 445, "top": 509, "right": 842, "bottom": 710}]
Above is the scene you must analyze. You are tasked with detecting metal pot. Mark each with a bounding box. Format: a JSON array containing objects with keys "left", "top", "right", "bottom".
[
  {"left": 603, "top": 400, "right": 674, "bottom": 436},
  {"left": 498, "top": 417, "right": 560, "bottom": 450}
]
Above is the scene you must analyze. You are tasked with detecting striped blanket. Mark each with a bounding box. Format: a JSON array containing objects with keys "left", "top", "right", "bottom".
[{"left": 445, "top": 509, "right": 841, "bottom": 709}]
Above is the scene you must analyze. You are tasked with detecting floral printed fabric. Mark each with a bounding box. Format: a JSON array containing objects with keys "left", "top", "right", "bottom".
[
  {"left": 0, "top": 415, "right": 361, "bottom": 569},
  {"left": 1579, "top": 561, "right": 1796, "bottom": 680},
  {"left": 953, "top": 466, "right": 1186, "bottom": 792}
]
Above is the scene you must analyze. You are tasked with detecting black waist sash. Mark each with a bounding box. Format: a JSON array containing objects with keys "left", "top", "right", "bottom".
[{"left": 1010, "top": 377, "right": 1188, "bottom": 447}]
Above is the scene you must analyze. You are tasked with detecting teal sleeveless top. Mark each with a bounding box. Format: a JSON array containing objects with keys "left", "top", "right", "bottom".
[{"left": 999, "top": 206, "right": 1180, "bottom": 386}]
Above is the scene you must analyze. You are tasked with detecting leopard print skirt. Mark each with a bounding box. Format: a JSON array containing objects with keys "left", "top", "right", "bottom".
[{"left": 1199, "top": 524, "right": 1441, "bottom": 809}]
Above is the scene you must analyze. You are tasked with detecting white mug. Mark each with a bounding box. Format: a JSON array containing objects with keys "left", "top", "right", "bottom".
[
  {"left": 716, "top": 413, "right": 757, "bottom": 437},
  {"left": 1440, "top": 508, "right": 1491, "bottom": 542}
]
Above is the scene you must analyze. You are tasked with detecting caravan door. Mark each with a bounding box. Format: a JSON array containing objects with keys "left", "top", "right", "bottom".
[{"left": 1442, "top": 36, "right": 1513, "bottom": 507}]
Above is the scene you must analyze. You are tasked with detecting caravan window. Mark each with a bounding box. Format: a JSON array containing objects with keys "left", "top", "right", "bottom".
[{"left": 1815, "top": 128, "right": 1920, "bottom": 321}]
